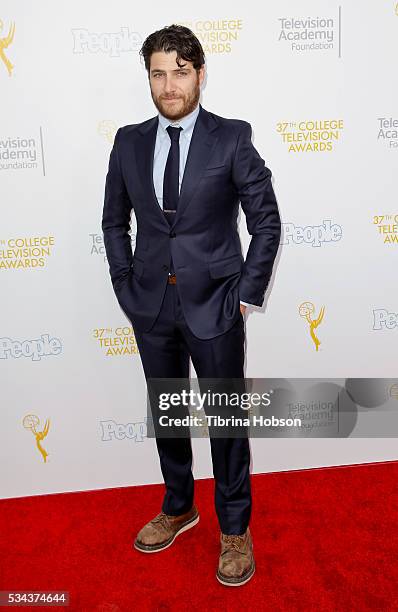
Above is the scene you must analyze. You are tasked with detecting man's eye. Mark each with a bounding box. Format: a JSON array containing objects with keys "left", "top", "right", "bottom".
[{"left": 177, "top": 72, "right": 187, "bottom": 76}]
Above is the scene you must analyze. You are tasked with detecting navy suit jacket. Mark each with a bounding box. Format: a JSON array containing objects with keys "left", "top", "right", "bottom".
[{"left": 102, "top": 103, "right": 281, "bottom": 340}]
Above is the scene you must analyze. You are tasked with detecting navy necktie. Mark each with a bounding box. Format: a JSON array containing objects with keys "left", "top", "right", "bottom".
[{"left": 163, "top": 125, "right": 183, "bottom": 225}]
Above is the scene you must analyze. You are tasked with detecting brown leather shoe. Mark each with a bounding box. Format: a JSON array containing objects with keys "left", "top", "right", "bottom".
[
  {"left": 217, "top": 527, "right": 255, "bottom": 586},
  {"left": 133, "top": 505, "right": 199, "bottom": 553}
]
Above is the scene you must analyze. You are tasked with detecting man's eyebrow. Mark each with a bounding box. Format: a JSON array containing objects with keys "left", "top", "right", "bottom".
[{"left": 151, "top": 67, "right": 191, "bottom": 74}]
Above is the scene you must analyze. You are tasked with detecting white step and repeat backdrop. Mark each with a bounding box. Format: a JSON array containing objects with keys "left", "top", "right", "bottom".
[{"left": 1, "top": 1, "right": 397, "bottom": 499}]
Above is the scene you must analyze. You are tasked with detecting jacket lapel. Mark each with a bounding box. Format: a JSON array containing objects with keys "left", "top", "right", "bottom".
[
  {"left": 135, "top": 115, "right": 169, "bottom": 228},
  {"left": 135, "top": 104, "right": 220, "bottom": 230},
  {"left": 172, "top": 104, "right": 219, "bottom": 229}
]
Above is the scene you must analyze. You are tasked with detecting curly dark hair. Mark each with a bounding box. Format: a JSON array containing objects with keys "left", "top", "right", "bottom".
[{"left": 139, "top": 24, "right": 205, "bottom": 74}]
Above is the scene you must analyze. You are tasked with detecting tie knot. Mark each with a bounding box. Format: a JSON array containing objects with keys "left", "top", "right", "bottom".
[{"left": 166, "top": 125, "right": 183, "bottom": 142}]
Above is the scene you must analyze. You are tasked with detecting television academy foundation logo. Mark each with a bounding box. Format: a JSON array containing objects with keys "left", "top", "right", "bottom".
[
  {"left": 89, "top": 231, "right": 136, "bottom": 262},
  {"left": 377, "top": 118, "right": 398, "bottom": 149},
  {"left": 287, "top": 400, "right": 337, "bottom": 434},
  {"left": 90, "top": 219, "right": 136, "bottom": 261},
  {"left": 90, "top": 233, "right": 107, "bottom": 261},
  {"left": 89, "top": 230, "right": 137, "bottom": 261},
  {"left": 0, "top": 129, "right": 46, "bottom": 174},
  {"left": 90, "top": 121, "right": 124, "bottom": 261},
  {"left": 277, "top": 11, "right": 341, "bottom": 54}
]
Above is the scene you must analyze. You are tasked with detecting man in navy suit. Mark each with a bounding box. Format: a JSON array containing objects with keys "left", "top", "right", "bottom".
[{"left": 102, "top": 24, "right": 281, "bottom": 586}]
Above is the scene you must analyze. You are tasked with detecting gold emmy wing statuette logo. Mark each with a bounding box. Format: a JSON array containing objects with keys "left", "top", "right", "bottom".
[
  {"left": 0, "top": 19, "right": 15, "bottom": 76},
  {"left": 98, "top": 120, "right": 118, "bottom": 143},
  {"left": 23, "top": 414, "right": 50, "bottom": 462},
  {"left": 299, "top": 301, "right": 325, "bottom": 351}
]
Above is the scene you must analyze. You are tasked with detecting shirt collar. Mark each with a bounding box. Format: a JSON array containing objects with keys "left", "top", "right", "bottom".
[{"left": 158, "top": 102, "right": 200, "bottom": 135}]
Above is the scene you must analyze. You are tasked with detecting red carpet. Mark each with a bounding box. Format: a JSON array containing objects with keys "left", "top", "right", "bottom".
[{"left": 1, "top": 462, "right": 398, "bottom": 611}]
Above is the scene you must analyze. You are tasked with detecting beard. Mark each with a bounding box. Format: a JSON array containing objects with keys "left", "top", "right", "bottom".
[{"left": 151, "top": 76, "right": 201, "bottom": 121}]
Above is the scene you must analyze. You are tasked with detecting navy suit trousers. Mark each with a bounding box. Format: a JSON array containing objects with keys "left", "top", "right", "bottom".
[{"left": 132, "top": 279, "right": 252, "bottom": 535}]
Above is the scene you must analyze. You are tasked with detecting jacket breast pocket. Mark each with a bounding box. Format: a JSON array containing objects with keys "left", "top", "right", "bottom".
[
  {"left": 202, "top": 163, "right": 229, "bottom": 177},
  {"left": 208, "top": 254, "right": 243, "bottom": 279}
]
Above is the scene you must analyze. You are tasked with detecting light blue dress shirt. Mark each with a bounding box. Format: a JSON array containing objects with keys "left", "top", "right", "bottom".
[
  {"left": 153, "top": 102, "right": 200, "bottom": 204},
  {"left": 153, "top": 103, "right": 252, "bottom": 309}
]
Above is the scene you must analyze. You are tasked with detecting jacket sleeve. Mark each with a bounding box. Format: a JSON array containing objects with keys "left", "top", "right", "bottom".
[
  {"left": 102, "top": 127, "right": 134, "bottom": 293},
  {"left": 232, "top": 122, "right": 281, "bottom": 307}
]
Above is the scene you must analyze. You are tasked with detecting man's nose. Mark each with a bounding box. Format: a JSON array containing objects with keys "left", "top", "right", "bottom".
[{"left": 163, "top": 75, "right": 176, "bottom": 93}]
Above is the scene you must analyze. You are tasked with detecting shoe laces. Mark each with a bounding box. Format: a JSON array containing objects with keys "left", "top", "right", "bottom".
[
  {"left": 152, "top": 512, "right": 171, "bottom": 530},
  {"left": 222, "top": 533, "right": 246, "bottom": 552}
]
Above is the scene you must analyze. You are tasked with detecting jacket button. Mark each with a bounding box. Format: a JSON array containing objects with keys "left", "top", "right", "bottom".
[
  {"left": 170, "top": 231, "right": 176, "bottom": 238},
  {"left": 162, "top": 264, "right": 168, "bottom": 271}
]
